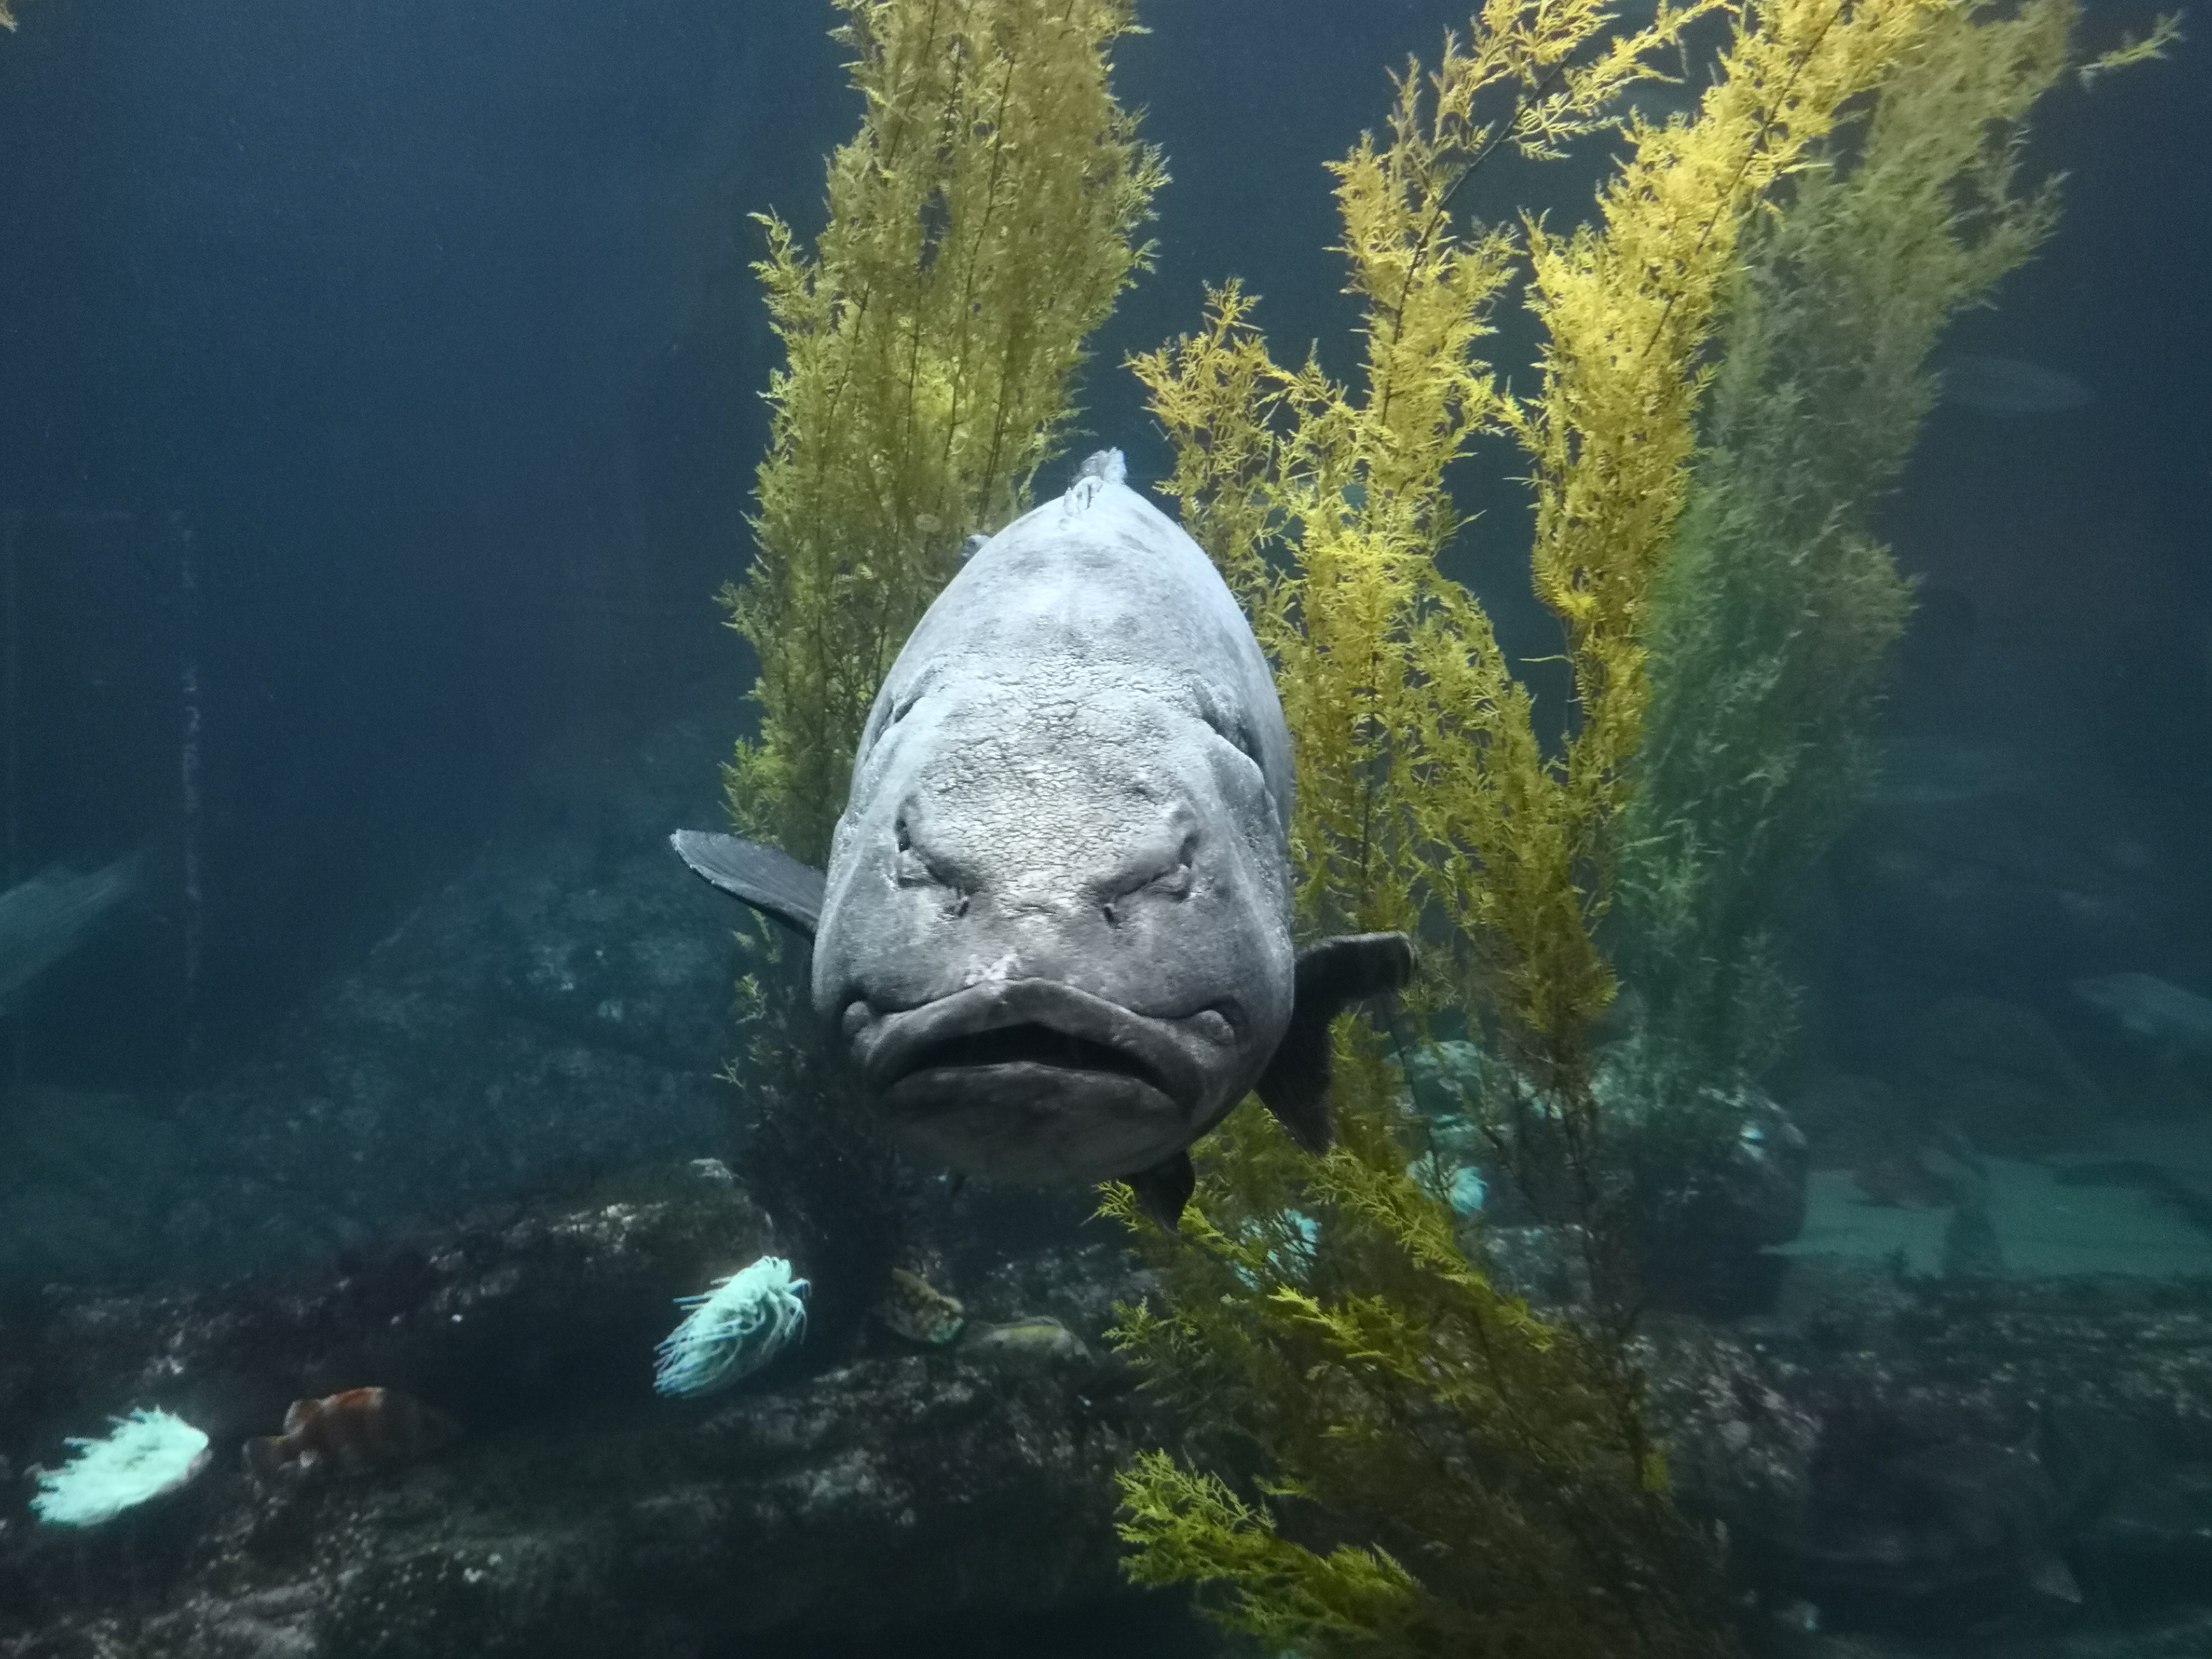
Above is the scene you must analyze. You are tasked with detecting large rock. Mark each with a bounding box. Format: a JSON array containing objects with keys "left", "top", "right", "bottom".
[
  {"left": 1904, "top": 996, "right": 2108, "bottom": 1154},
  {"left": 1644, "top": 1264, "right": 2212, "bottom": 1641},
  {"left": 0, "top": 1166, "right": 1190, "bottom": 1658},
  {"left": 9, "top": 1152, "right": 2212, "bottom": 1653}
]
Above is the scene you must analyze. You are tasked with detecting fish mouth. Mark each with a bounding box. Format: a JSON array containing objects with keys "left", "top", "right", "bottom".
[
  {"left": 894, "top": 1022, "right": 1170, "bottom": 1090},
  {"left": 847, "top": 979, "right": 1233, "bottom": 1182},
  {"left": 857, "top": 978, "right": 1211, "bottom": 1101}
]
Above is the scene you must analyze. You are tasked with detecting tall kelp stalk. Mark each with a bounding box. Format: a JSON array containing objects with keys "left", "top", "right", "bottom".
[
  {"left": 1101, "top": 0, "right": 2000, "bottom": 1649},
  {"left": 1616, "top": 0, "right": 2104, "bottom": 1088},
  {"left": 713, "top": 0, "right": 1161, "bottom": 1313},
  {"left": 723, "top": 0, "right": 1164, "bottom": 866}
]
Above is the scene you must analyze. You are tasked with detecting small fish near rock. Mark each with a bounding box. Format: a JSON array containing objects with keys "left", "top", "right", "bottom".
[
  {"left": 672, "top": 450, "right": 1414, "bottom": 1228},
  {"left": 244, "top": 1386, "right": 460, "bottom": 1482},
  {"left": 881, "top": 1267, "right": 966, "bottom": 1346},
  {"left": 960, "top": 1316, "right": 1089, "bottom": 1366}
]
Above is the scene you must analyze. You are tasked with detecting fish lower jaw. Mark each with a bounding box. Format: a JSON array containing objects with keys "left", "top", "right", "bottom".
[{"left": 876, "top": 1062, "right": 1204, "bottom": 1185}]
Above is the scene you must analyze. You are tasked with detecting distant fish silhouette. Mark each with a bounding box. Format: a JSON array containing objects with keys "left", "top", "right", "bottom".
[
  {"left": 0, "top": 857, "right": 137, "bottom": 1008},
  {"left": 1871, "top": 738, "right": 2038, "bottom": 807},
  {"left": 244, "top": 1387, "right": 459, "bottom": 1481},
  {"left": 1937, "top": 353, "right": 2093, "bottom": 417},
  {"left": 2073, "top": 972, "right": 2212, "bottom": 1054}
]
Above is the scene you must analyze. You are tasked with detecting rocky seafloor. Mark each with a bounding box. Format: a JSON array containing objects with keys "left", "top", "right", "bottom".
[
  {"left": 3, "top": 1156, "right": 2211, "bottom": 1658},
  {"left": 0, "top": 1164, "right": 1206, "bottom": 1658}
]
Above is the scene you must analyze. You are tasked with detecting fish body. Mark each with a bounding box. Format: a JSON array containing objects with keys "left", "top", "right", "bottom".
[
  {"left": 244, "top": 1386, "right": 458, "bottom": 1481},
  {"left": 675, "top": 451, "right": 1410, "bottom": 1224},
  {"left": 1936, "top": 353, "right": 2093, "bottom": 417},
  {"left": 2073, "top": 972, "right": 2212, "bottom": 1052},
  {"left": 0, "top": 856, "right": 137, "bottom": 1008}
]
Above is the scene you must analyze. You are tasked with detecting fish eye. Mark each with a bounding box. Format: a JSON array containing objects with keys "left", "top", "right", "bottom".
[
  {"left": 1149, "top": 847, "right": 1195, "bottom": 898},
  {"left": 1203, "top": 709, "right": 1262, "bottom": 765},
  {"left": 1130, "top": 835, "right": 1197, "bottom": 904},
  {"left": 892, "top": 816, "right": 934, "bottom": 886}
]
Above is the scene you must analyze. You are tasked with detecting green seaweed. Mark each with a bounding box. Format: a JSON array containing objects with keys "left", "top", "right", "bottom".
[
  {"left": 721, "top": 0, "right": 1163, "bottom": 866},
  {"left": 1617, "top": 0, "right": 2085, "bottom": 1087},
  {"left": 1099, "top": 0, "right": 2161, "bottom": 1651},
  {"left": 710, "top": 0, "right": 1162, "bottom": 1281},
  {"left": 706, "top": 0, "right": 2175, "bottom": 1651}
]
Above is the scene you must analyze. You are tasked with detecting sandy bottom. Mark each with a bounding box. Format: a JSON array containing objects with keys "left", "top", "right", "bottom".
[{"left": 1777, "top": 1138, "right": 2212, "bottom": 1279}]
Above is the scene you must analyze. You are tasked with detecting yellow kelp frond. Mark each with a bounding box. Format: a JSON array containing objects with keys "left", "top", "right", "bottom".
[
  {"left": 1110, "top": 0, "right": 2035, "bottom": 1649},
  {"left": 1512, "top": 0, "right": 1954, "bottom": 855},
  {"left": 2078, "top": 9, "right": 2182, "bottom": 86},
  {"left": 1117, "top": 1452, "right": 1422, "bottom": 1646},
  {"left": 1621, "top": 0, "right": 2109, "bottom": 1083},
  {"left": 1109, "top": 1039, "right": 1722, "bottom": 1657},
  {"left": 724, "top": 0, "right": 1163, "bottom": 862}
]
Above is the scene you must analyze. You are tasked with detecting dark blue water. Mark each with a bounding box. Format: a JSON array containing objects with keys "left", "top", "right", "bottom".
[
  {"left": 0, "top": 0, "right": 2200, "bottom": 1086},
  {"left": 0, "top": 3, "right": 2206, "bottom": 1653}
]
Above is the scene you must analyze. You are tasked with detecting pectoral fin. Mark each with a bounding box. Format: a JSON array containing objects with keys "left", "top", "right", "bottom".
[
  {"left": 1124, "top": 1150, "right": 1196, "bottom": 1232},
  {"left": 670, "top": 830, "right": 826, "bottom": 939},
  {"left": 1254, "top": 932, "right": 1416, "bottom": 1153}
]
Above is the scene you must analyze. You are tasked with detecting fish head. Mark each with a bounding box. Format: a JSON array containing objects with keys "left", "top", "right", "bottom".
[{"left": 812, "top": 667, "right": 1294, "bottom": 1183}]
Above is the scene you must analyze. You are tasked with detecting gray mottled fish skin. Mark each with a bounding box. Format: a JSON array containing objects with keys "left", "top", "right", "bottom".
[
  {"left": 673, "top": 451, "right": 1410, "bottom": 1217},
  {"left": 2073, "top": 972, "right": 2212, "bottom": 1052}
]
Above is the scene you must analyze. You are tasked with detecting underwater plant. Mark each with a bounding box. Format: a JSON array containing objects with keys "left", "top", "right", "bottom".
[
  {"left": 30, "top": 1407, "right": 211, "bottom": 1527},
  {"left": 653, "top": 1254, "right": 811, "bottom": 1398},
  {"left": 709, "top": 0, "right": 1163, "bottom": 1316},
  {"left": 1615, "top": 0, "right": 2112, "bottom": 1088},
  {"left": 721, "top": 0, "right": 1164, "bottom": 867},
  {"left": 1097, "top": 0, "right": 2102, "bottom": 1648}
]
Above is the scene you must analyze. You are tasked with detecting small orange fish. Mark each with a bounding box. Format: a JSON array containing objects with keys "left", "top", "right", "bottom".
[{"left": 244, "top": 1386, "right": 459, "bottom": 1481}]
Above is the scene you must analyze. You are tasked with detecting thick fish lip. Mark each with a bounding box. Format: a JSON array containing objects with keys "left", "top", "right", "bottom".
[{"left": 851, "top": 978, "right": 1217, "bottom": 1108}]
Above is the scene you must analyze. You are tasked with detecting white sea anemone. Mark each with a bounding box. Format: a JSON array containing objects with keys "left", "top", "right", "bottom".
[
  {"left": 653, "top": 1254, "right": 809, "bottom": 1398},
  {"left": 30, "top": 1408, "right": 211, "bottom": 1527}
]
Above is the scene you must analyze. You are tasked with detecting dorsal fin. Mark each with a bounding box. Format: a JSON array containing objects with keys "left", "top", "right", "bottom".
[
  {"left": 1063, "top": 448, "right": 1127, "bottom": 517},
  {"left": 670, "top": 830, "right": 826, "bottom": 939}
]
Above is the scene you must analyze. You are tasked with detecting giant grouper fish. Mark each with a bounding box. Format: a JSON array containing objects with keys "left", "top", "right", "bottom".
[{"left": 671, "top": 449, "right": 1412, "bottom": 1228}]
